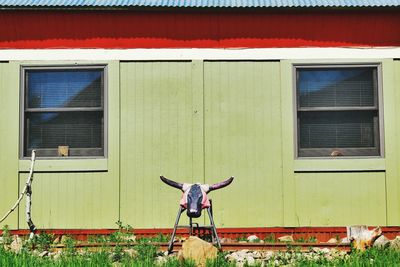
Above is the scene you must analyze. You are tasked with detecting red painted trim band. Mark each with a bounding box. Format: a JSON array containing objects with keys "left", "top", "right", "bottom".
[
  {"left": 0, "top": 10, "right": 399, "bottom": 49},
  {"left": 3, "top": 227, "right": 400, "bottom": 241}
]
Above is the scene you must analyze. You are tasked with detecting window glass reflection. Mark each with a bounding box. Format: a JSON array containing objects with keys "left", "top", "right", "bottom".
[
  {"left": 298, "top": 68, "right": 376, "bottom": 108},
  {"left": 27, "top": 70, "right": 102, "bottom": 109}
]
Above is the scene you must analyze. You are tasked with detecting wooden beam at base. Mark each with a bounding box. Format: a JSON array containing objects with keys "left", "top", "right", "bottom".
[{"left": 2, "top": 226, "right": 400, "bottom": 242}]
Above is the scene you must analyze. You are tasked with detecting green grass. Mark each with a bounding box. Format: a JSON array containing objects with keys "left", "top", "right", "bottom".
[{"left": 1, "top": 243, "right": 400, "bottom": 266}]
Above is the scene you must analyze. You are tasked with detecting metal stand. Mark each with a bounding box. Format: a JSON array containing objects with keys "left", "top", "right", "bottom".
[{"left": 167, "top": 200, "right": 221, "bottom": 254}]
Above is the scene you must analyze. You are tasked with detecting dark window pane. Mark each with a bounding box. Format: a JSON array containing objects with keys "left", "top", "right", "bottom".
[
  {"left": 297, "top": 68, "right": 376, "bottom": 108},
  {"left": 26, "top": 69, "right": 102, "bottom": 109},
  {"left": 299, "top": 111, "right": 378, "bottom": 153},
  {"left": 25, "top": 111, "right": 103, "bottom": 156}
]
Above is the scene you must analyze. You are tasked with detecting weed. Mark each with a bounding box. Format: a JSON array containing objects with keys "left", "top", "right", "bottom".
[
  {"left": 137, "top": 233, "right": 170, "bottom": 243},
  {"left": 153, "top": 233, "right": 170, "bottom": 242},
  {"left": 31, "top": 231, "right": 54, "bottom": 252},
  {"left": 134, "top": 240, "right": 158, "bottom": 265},
  {"left": 109, "top": 221, "right": 135, "bottom": 243},
  {"left": 87, "top": 234, "right": 108, "bottom": 243},
  {"left": 308, "top": 236, "right": 317, "bottom": 243},
  {"left": 263, "top": 233, "right": 276, "bottom": 243},
  {"left": 206, "top": 251, "right": 235, "bottom": 267},
  {"left": 1, "top": 225, "right": 12, "bottom": 245},
  {"left": 296, "top": 237, "right": 306, "bottom": 243},
  {"left": 111, "top": 244, "right": 124, "bottom": 262},
  {"left": 162, "top": 257, "right": 196, "bottom": 267},
  {"left": 335, "top": 234, "right": 341, "bottom": 242},
  {"left": 235, "top": 235, "right": 247, "bottom": 242},
  {"left": 62, "top": 235, "right": 76, "bottom": 257}
]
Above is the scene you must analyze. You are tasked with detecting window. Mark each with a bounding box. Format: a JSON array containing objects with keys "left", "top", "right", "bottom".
[
  {"left": 21, "top": 66, "right": 106, "bottom": 158},
  {"left": 295, "top": 65, "right": 382, "bottom": 157}
]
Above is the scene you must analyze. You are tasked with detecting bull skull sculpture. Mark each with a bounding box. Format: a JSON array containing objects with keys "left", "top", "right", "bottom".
[
  {"left": 160, "top": 175, "right": 234, "bottom": 218},
  {"left": 160, "top": 175, "right": 234, "bottom": 253}
]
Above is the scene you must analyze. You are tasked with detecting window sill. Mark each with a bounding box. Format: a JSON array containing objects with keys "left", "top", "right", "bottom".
[
  {"left": 294, "top": 158, "right": 385, "bottom": 172},
  {"left": 19, "top": 158, "right": 108, "bottom": 172}
]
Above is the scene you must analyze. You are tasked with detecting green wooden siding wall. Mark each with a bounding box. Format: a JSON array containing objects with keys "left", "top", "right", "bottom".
[
  {"left": 17, "top": 61, "right": 120, "bottom": 229},
  {"left": 294, "top": 172, "right": 386, "bottom": 226},
  {"left": 0, "top": 63, "right": 19, "bottom": 229},
  {"left": 18, "top": 172, "right": 118, "bottom": 229},
  {"left": 203, "top": 61, "right": 283, "bottom": 227},
  {"left": 0, "top": 59, "right": 398, "bottom": 229},
  {"left": 120, "top": 61, "right": 203, "bottom": 228}
]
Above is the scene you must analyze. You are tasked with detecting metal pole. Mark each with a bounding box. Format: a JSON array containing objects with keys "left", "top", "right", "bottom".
[
  {"left": 168, "top": 206, "right": 184, "bottom": 254},
  {"left": 207, "top": 207, "right": 221, "bottom": 250}
]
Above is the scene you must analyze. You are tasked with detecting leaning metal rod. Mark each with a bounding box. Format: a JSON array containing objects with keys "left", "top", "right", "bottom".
[
  {"left": 207, "top": 207, "right": 221, "bottom": 250},
  {"left": 0, "top": 150, "right": 36, "bottom": 238},
  {"left": 168, "top": 206, "right": 185, "bottom": 254}
]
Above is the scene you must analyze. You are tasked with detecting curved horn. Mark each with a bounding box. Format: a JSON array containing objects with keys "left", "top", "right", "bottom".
[
  {"left": 160, "top": 176, "right": 184, "bottom": 190},
  {"left": 208, "top": 176, "right": 234, "bottom": 192}
]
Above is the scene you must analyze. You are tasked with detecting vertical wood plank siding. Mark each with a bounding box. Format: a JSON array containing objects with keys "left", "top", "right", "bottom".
[
  {"left": 0, "top": 63, "right": 19, "bottom": 229},
  {"left": 388, "top": 60, "right": 400, "bottom": 224},
  {"left": 120, "top": 62, "right": 202, "bottom": 227},
  {"left": 0, "top": 60, "right": 397, "bottom": 229},
  {"left": 18, "top": 172, "right": 119, "bottom": 229},
  {"left": 16, "top": 60, "right": 121, "bottom": 229},
  {"left": 294, "top": 172, "right": 386, "bottom": 226},
  {"left": 203, "top": 61, "right": 283, "bottom": 227}
]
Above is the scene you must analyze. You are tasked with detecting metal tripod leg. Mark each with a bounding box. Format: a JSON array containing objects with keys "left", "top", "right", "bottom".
[
  {"left": 168, "top": 206, "right": 184, "bottom": 254},
  {"left": 206, "top": 207, "right": 222, "bottom": 250},
  {"left": 189, "top": 217, "right": 193, "bottom": 236}
]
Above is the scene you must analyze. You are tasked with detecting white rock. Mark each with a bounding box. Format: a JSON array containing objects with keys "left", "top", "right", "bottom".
[
  {"left": 374, "top": 235, "right": 390, "bottom": 248},
  {"left": 262, "top": 251, "right": 274, "bottom": 260},
  {"left": 325, "top": 255, "right": 333, "bottom": 261},
  {"left": 341, "top": 237, "right": 351, "bottom": 244},
  {"left": 53, "top": 236, "right": 60, "bottom": 244},
  {"left": 60, "top": 235, "right": 69, "bottom": 244},
  {"left": 225, "top": 252, "right": 238, "bottom": 262},
  {"left": 247, "top": 235, "right": 260, "bottom": 242},
  {"left": 327, "top": 238, "right": 338, "bottom": 244},
  {"left": 155, "top": 255, "right": 167, "bottom": 265},
  {"left": 39, "top": 251, "right": 49, "bottom": 257},
  {"left": 278, "top": 235, "right": 294, "bottom": 242},
  {"left": 312, "top": 247, "right": 321, "bottom": 253},
  {"left": 52, "top": 251, "right": 62, "bottom": 260},
  {"left": 252, "top": 251, "right": 262, "bottom": 258},
  {"left": 124, "top": 248, "right": 137, "bottom": 258},
  {"left": 390, "top": 236, "right": 400, "bottom": 251},
  {"left": 245, "top": 256, "right": 255, "bottom": 265},
  {"left": 321, "top": 248, "right": 330, "bottom": 254},
  {"left": 236, "top": 249, "right": 250, "bottom": 257},
  {"left": 220, "top": 237, "right": 234, "bottom": 243},
  {"left": 10, "top": 235, "right": 22, "bottom": 253}
]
